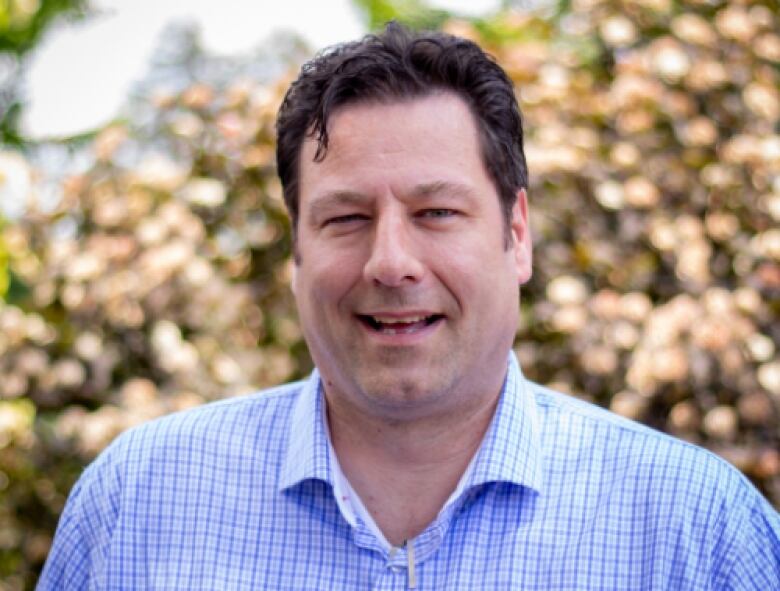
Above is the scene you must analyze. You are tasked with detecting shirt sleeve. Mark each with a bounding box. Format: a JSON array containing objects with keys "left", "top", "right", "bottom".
[
  {"left": 36, "top": 442, "right": 123, "bottom": 590},
  {"left": 712, "top": 475, "right": 780, "bottom": 590}
]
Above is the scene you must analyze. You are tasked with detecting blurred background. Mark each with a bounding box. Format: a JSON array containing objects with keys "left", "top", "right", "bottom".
[{"left": 1, "top": 0, "right": 778, "bottom": 587}]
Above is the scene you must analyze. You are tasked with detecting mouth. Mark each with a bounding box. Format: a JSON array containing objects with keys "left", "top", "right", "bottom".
[{"left": 357, "top": 313, "right": 445, "bottom": 335}]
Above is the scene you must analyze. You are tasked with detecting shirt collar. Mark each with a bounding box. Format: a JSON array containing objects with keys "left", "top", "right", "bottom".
[
  {"left": 279, "top": 353, "right": 544, "bottom": 495},
  {"left": 278, "top": 369, "right": 330, "bottom": 491},
  {"left": 466, "top": 353, "right": 544, "bottom": 493}
]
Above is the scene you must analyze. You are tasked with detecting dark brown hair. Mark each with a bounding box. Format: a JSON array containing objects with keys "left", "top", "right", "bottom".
[{"left": 275, "top": 21, "right": 527, "bottom": 240}]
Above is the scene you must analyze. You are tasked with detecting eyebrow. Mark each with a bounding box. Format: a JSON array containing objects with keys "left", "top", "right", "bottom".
[
  {"left": 306, "top": 190, "right": 371, "bottom": 223},
  {"left": 411, "top": 181, "right": 479, "bottom": 202}
]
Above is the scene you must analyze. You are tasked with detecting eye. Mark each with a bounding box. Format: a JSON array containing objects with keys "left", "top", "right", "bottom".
[
  {"left": 324, "top": 213, "right": 369, "bottom": 226},
  {"left": 420, "top": 208, "right": 457, "bottom": 219}
]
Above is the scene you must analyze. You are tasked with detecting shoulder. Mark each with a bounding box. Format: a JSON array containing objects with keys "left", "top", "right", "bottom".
[
  {"left": 529, "top": 381, "right": 780, "bottom": 584},
  {"left": 527, "top": 380, "right": 775, "bottom": 519},
  {"left": 531, "top": 380, "right": 742, "bottom": 488},
  {"left": 72, "top": 380, "right": 305, "bottom": 508},
  {"left": 38, "top": 381, "right": 306, "bottom": 587},
  {"left": 106, "top": 380, "right": 301, "bottom": 462}
]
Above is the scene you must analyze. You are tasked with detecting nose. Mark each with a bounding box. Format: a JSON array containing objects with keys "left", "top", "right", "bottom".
[{"left": 363, "top": 210, "right": 425, "bottom": 287}]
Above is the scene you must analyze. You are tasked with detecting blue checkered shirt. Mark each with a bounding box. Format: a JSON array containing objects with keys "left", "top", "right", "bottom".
[{"left": 39, "top": 354, "right": 780, "bottom": 589}]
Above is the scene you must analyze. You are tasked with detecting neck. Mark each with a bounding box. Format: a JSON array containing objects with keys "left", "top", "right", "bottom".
[
  {"left": 328, "top": 392, "right": 498, "bottom": 469},
  {"left": 325, "top": 382, "right": 502, "bottom": 545}
]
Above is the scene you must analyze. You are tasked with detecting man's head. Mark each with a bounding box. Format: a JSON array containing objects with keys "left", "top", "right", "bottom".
[
  {"left": 276, "top": 25, "right": 533, "bottom": 424},
  {"left": 290, "top": 93, "right": 531, "bottom": 423},
  {"left": 276, "top": 21, "right": 528, "bottom": 244}
]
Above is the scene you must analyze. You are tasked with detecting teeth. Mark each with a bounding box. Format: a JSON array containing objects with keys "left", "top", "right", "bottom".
[{"left": 371, "top": 315, "right": 427, "bottom": 324}]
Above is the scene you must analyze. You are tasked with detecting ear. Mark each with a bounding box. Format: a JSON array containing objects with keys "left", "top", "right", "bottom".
[
  {"left": 290, "top": 260, "right": 298, "bottom": 295},
  {"left": 510, "top": 189, "right": 533, "bottom": 285}
]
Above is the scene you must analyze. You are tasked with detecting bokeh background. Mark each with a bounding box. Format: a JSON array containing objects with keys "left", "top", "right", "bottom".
[{"left": 1, "top": 0, "right": 778, "bottom": 587}]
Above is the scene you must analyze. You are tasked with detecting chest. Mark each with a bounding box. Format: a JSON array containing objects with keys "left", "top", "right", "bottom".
[{"left": 96, "top": 483, "right": 706, "bottom": 590}]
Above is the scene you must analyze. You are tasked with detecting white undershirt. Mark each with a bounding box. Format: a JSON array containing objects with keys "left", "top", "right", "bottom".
[{"left": 323, "top": 403, "right": 478, "bottom": 552}]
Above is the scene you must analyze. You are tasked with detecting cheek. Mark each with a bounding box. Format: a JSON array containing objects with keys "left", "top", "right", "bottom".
[
  {"left": 429, "top": 237, "right": 507, "bottom": 281},
  {"left": 427, "top": 246, "right": 484, "bottom": 307},
  {"left": 432, "top": 242, "right": 518, "bottom": 316},
  {"left": 297, "top": 254, "right": 363, "bottom": 312}
]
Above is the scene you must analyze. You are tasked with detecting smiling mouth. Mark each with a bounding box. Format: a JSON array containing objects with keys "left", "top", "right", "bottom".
[{"left": 357, "top": 314, "right": 445, "bottom": 335}]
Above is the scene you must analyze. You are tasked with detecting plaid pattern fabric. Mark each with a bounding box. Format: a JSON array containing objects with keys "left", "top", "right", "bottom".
[{"left": 39, "top": 354, "right": 780, "bottom": 590}]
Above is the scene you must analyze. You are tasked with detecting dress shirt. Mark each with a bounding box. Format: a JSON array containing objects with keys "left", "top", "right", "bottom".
[
  {"left": 38, "top": 354, "right": 780, "bottom": 590},
  {"left": 324, "top": 398, "right": 478, "bottom": 554}
]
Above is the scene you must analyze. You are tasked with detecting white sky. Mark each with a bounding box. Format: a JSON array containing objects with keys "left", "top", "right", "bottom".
[{"left": 22, "top": 0, "right": 500, "bottom": 139}]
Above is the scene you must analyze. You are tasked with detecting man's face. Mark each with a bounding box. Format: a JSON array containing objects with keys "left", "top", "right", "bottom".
[{"left": 293, "top": 93, "right": 532, "bottom": 422}]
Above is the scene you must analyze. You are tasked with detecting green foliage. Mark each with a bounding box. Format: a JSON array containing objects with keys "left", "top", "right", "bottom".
[
  {"left": 0, "top": 220, "right": 8, "bottom": 299},
  {"left": 353, "top": 0, "right": 449, "bottom": 30},
  {"left": 0, "top": 0, "right": 87, "bottom": 54},
  {"left": 0, "top": 103, "right": 23, "bottom": 147},
  {"left": 0, "top": 0, "right": 88, "bottom": 146}
]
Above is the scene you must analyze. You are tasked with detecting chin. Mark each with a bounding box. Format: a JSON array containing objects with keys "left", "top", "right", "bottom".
[{"left": 356, "top": 372, "right": 451, "bottom": 412}]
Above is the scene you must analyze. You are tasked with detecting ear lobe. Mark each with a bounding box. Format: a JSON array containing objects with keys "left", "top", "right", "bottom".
[
  {"left": 290, "top": 262, "right": 298, "bottom": 295},
  {"left": 511, "top": 189, "right": 533, "bottom": 285}
]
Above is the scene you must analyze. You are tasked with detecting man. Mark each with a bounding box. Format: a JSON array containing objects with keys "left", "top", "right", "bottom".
[{"left": 40, "top": 22, "right": 778, "bottom": 590}]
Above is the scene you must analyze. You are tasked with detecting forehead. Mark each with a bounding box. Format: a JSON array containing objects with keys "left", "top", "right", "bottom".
[{"left": 298, "top": 93, "right": 492, "bottom": 203}]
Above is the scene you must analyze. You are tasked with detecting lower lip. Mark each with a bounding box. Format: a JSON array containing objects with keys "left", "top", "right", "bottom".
[{"left": 357, "top": 316, "right": 444, "bottom": 345}]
